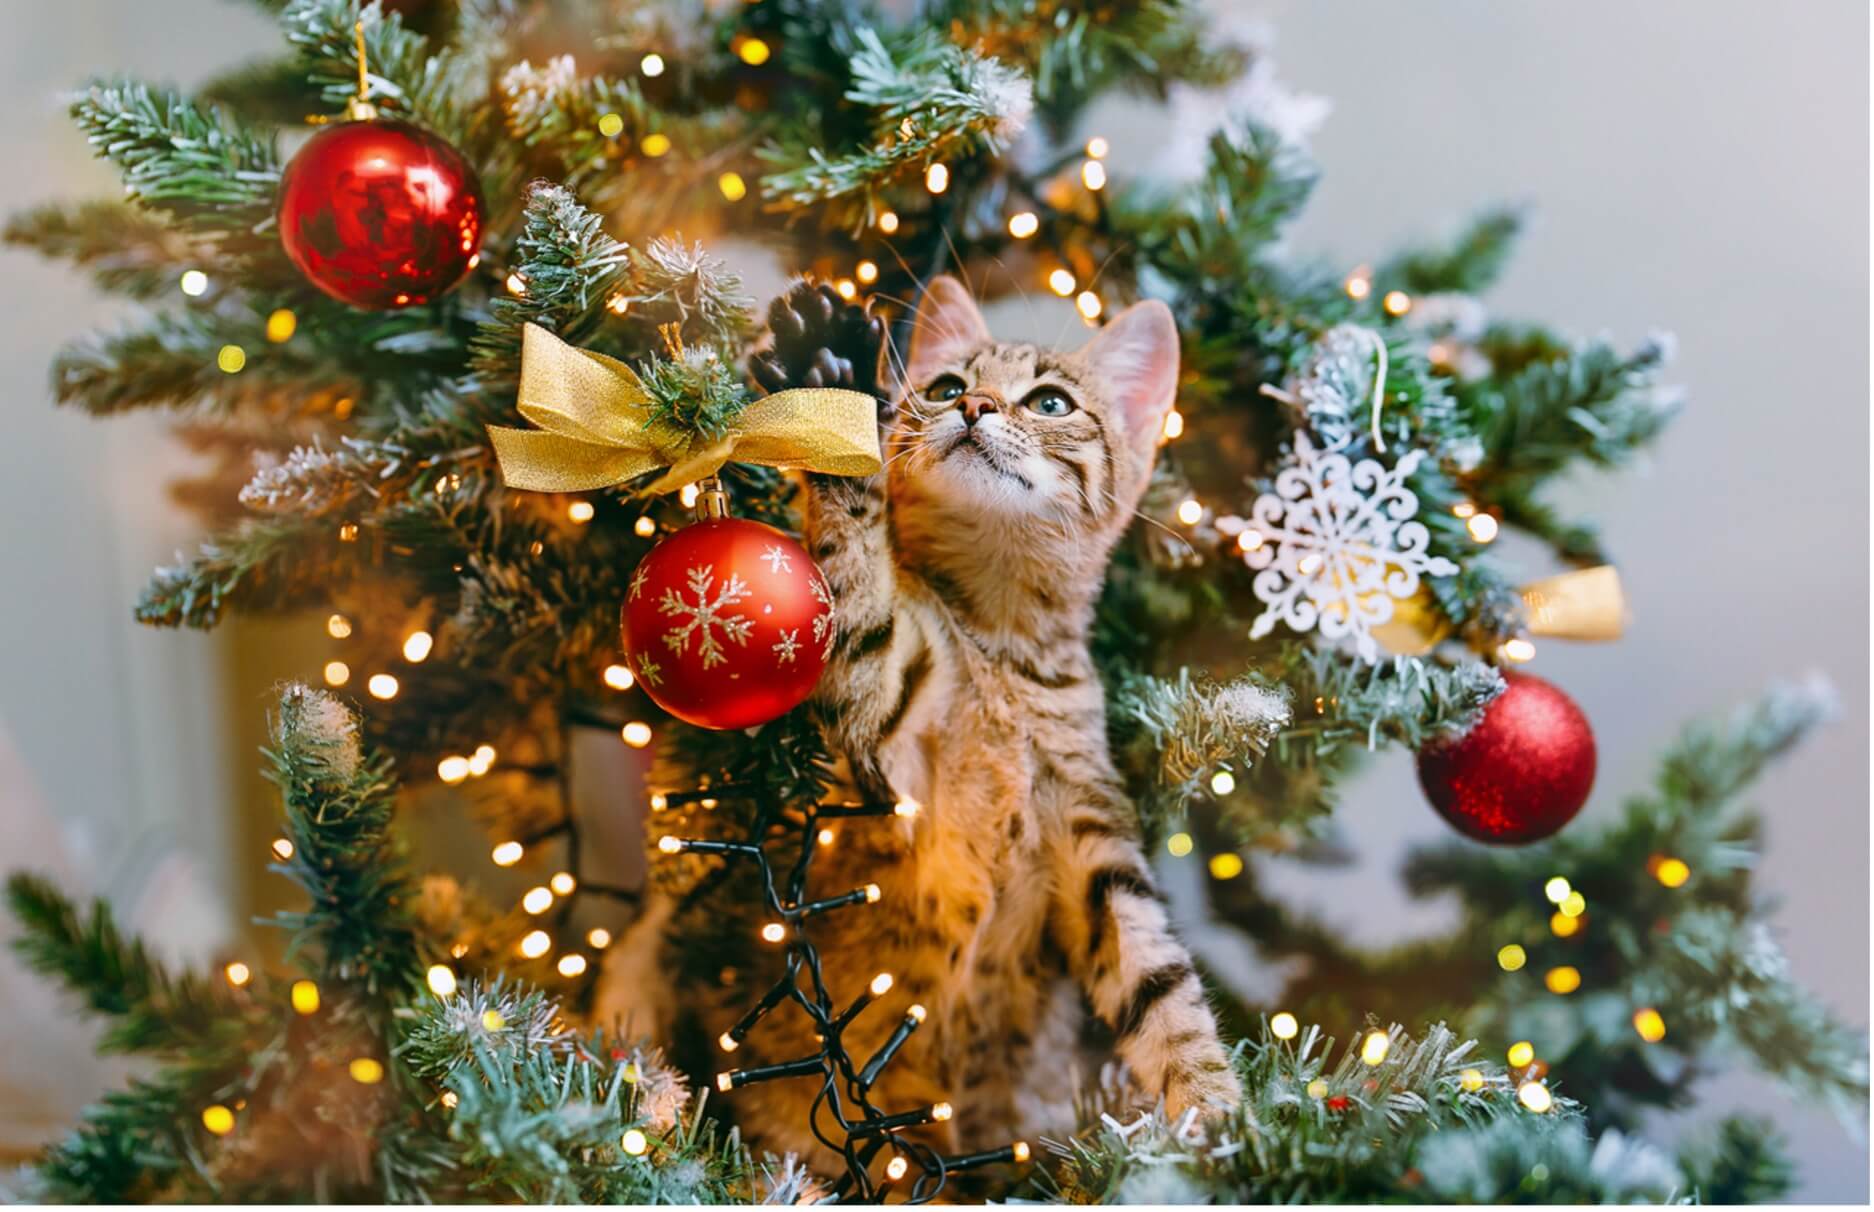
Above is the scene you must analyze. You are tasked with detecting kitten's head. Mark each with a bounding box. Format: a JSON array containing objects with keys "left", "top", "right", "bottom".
[{"left": 895, "top": 276, "right": 1178, "bottom": 532}]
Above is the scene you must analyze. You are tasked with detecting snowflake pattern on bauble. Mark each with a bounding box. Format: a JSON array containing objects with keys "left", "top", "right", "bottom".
[
  {"left": 629, "top": 564, "right": 650, "bottom": 602},
  {"left": 634, "top": 652, "right": 664, "bottom": 687},
  {"left": 1244, "top": 433, "right": 1459, "bottom": 662},
  {"left": 808, "top": 572, "right": 836, "bottom": 660},
  {"left": 772, "top": 628, "right": 801, "bottom": 665},
  {"left": 760, "top": 544, "right": 794, "bottom": 575},
  {"left": 659, "top": 564, "right": 754, "bottom": 669}
]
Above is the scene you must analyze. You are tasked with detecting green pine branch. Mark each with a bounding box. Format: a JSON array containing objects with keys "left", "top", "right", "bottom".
[{"left": 2, "top": 200, "right": 202, "bottom": 299}]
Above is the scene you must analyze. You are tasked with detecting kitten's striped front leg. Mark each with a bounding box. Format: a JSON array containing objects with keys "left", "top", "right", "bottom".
[{"left": 1050, "top": 790, "right": 1238, "bottom": 1117}]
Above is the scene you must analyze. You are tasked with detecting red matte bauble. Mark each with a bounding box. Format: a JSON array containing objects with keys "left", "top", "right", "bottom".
[
  {"left": 1415, "top": 671, "right": 1596, "bottom": 845},
  {"left": 277, "top": 119, "right": 483, "bottom": 309},
  {"left": 620, "top": 519, "right": 834, "bottom": 730}
]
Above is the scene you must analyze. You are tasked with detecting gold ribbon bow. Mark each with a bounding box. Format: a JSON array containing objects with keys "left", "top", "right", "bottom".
[
  {"left": 1374, "top": 565, "right": 1629, "bottom": 656},
  {"left": 488, "top": 324, "right": 881, "bottom": 495}
]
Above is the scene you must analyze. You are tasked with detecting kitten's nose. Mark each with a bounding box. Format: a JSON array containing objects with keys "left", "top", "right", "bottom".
[{"left": 959, "top": 392, "right": 1000, "bottom": 426}]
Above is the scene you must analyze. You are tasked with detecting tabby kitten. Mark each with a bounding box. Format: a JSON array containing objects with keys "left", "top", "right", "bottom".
[{"left": 595, "top": 276, "right": 1237, "bottom": 1163}]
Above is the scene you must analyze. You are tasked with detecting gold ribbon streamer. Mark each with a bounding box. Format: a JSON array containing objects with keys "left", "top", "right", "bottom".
[
  {"left": 1373, "top": 565, "right": 1629, "bottom": 656},
  {"left": 488, "top": 323, "right": 881, "bottom": 495}
]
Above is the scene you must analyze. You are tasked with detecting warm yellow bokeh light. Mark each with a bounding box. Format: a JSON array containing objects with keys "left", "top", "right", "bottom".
[
  {"left": 291, "top": 979, "right": 320, "bottom": 1015},
  {"left": 641, "top": 133, "right": 672, "bottom": 158},
  {"left": 1270, "top": 1012, "right": 1299, "bottom": 1040},
  {"left": 1497, "top": 944, "right": 1526, "bottom": 972},
  {"left": 217, "top": 345, "right": 246, "bottom": 374},
  {"left": 522, "top": 886, "right": 554, "bottom": 915},
  {"left": 426, "top": 965, "right": 457, "bottom": 997},
  {"left": 224, "top": 961, "right": 251, "bottom": 987},
  {"left": 925, "top": 163, "right": 949, "bottom": 194},
  {"left": 1166, "top": 832, "right": 1193, "bottom": 857},
  {"left": 718, "top": 172, "right": 747, "bottom": 201},
  {"left": 598, "top": 112, "right": 624, "bottom": 137},
  {"left": 1008, "top": 211, "right": 1039, "bottom": 239},
  {"left": 1545, "top": 966, "right": 1582, "bottom": 995},
  {"left": 1517, "top": 1081, "right": 1553, "bottom": 1113},
  {"left": 621, "top": 721, "right": 653, "bottom": 748},
  {"left": 1558, "top": 891, "right": 1586, "bottom": 918},
  {"left": 327, "top": 613, "right": 353, "bottom": 638},
  {"left": 1654, "top": 857, "right": 1691, "bottom": 888},
  {"left": 1507, "top": 1040, "right": 1535, "bottom": 1068},
  {"left": 622, "top": 1128, "right": 648, "bottom": 1155},
  {"left": 403, "top": 630, "right": 434, "bottom": 662},
  {"left": 640, "top": 53, "right": 665, "bottom": 77},
  {"left": 1633, "top": 1007, "right": 1667, "bottom": 1042},
  {"left": 438, "top": 755, "right": 471, "bottom": 784},
  {"left": 1460, "top": 1068, "right": 1485, "bottom": 1092},
  {"left": 1550, "top": 911, "right": 1580, "bottom": 938},
  {"left": 557, "top": 953, "right": 589, "bottom": 977},
  {"left": 1544, "top": 877, "right": 1572, "bottom": 904},
  {"left": 603, "top": 663, "right": 635, "bottom": 690},
  {"left": 737, "top": 37, "right": 771, "bottom": 65},
  {"left": 1360, "top": 1031, "right": 1391, "bottom": 1066},
  {"left": 202, "top": 1104, "right": 235, "bottom": 1135},
  {"left": 491, "top": 841, "right": 524, "bottom": 867},
  {"left": 1208, "top": 852, "right": 1244, "bottom": 880},
  {"left": 266, "top": 308, "right": 297, "bottom": 343},
  {"left": 519, "top": 930, "right": 552, "bottom": 959},
  {"left": 323, "top": 660, "right": 351, "bottom": 686},
  {"left": 368, "top": 673, "right": 399, "bottom": 700},
  {"left": 1047, "top": 268, "right": 1076, "bottom": 296},
  {"left": 349, "top": 1057, "right": 385, "bottom": 1084},
  {"left": 550, "top": 871, "right": 577, "bottom": 896}
]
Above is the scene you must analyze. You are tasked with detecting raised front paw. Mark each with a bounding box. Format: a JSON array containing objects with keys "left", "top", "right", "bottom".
[{"left": 750, "top": 279, "right": 891, "bottom": 421}]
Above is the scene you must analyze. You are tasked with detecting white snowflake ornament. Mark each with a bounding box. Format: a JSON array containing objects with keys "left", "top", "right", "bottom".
[{"left": 1243, "top": 433, "right": 1459, "bottom": 662}]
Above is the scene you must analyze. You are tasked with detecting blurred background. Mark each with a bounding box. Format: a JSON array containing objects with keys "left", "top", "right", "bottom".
[{"left": 0, "top": 0, "right": 1865, "bottom": 1199}]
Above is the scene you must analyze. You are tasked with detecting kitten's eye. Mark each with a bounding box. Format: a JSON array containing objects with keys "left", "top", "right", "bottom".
[
  {"left": 1023, "top": 389, "right": 1075, "bottom": 417},
  {"left": 925, "top": 375, "right": 967, "bottom": 402}
]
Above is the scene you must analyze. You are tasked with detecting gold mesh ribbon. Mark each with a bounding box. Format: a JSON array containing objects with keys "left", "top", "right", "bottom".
[
  {"left": 1373, "top": 565, "right": 1629, "bottom": 656},
  {"left": 488, "top": 323, "right": 881, "bottom": 495}
]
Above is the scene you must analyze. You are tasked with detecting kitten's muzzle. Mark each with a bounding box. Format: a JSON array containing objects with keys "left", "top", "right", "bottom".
[{"left": 958, "top": 392, "right": 1002, "bottom": 427}]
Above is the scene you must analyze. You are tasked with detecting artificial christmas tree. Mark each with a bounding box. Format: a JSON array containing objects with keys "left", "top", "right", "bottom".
[{"left": 2, "top": 0, "right": 1863, "bottom": 1202}]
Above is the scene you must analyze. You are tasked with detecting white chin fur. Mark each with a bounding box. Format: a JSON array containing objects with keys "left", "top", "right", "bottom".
[{"left": 920, "top": 416, "right": 1061, "bottom": 516}]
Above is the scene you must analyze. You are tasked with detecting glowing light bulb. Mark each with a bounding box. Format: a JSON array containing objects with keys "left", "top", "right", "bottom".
[
  {"left": 1466, "top": 513, "right": 1499, "bottom": 543},
  {"left": 716, "top": 1072, "right": 734, "bottom": 1092},
  {"left": 1085, "top": 136, "right": 1109, "bottom": 159},
  {"left": 291, "top": 980, "right": 320, "bottom": 1015},
  {"left": 1013, "top": 1140, "right": 1032, "bottom": 1163},
  {"left": 1166, "top": 832, "right": 1193, "bottom": 857},
  {"left": 1075, "top": 290, "right": 1103, "bottom": 320},
  {"left": 202, "top": 1104, "right": 235, "bottom": 1135},
  {"left": 1344, "top": 272, "right": 1372, "bottom": 300},
  {"left": 522, "top": 887, "right": 554, "bottom": 914},
  {"left": 931, "top": 1101, "right": 953, "bottom": 1122},
  {"left": 1518, "top": 1081, "right": 1552, "bottom": 1113},
  {"left": 368, "top": 673, "right": 399, "bottom": 700},
  {"left": 1161, "top": 408, "right": 1184, "bottom": 440},
  {"left": 327, "top": 613, "right": 353, "bottom": 638},
  {"left": 482, "top": 1009, "right": 506, "bottom": 1031},
  {"left": 1507, "top": 1040, "right": 1535, "bottom": 1068},
  {"left": 438, "top": 755, "right": 471, "bottom": 784},
  {"left": 622, "top": 1128, "right": 648, "bottom": 1155},
  {"left": 719, "top": 1031, "right": 740, "bottom": 1053},
  {"left": 815, "top": 828, "right": 836, "bottom": 848},
  {"left": 1543, "top": 877, "right": 1572, "bottom": 904},
  {"left": 180, "top": 270, "right": 209, "bottom": 296},
  {"left": 224, "top": 961, "right": 251, "bottom": 987},
  {"left": 718, "top": 172, "right": 747, "bottom": 201},
  {"left": 557, "top": 953, "right": 588, "bottom": 977},
  {"left": 1080, "top": 160, "right": 1107, "bottom": 191},
  {"left": 885, "top": 1157, "right": 908, "bottom": 1181},
  {"left": 606, "top": 293, "right": 632, "bottom": 317},
  {"left": 1207, "top": 852, "right": 1244, "bottom": 880},
  {"left": 1460, "top": 1068, "right": 1485, "bottom": 1092},
  {"left": 323, "top": 660, "right": 351, "bottom": 687},
  {"left": 738, "top": 37, "right": 771, "bottom": 65},
  {"left": 634, "top": 516, "right": 657, "bottom": 537},
  {"left": 1550, "top": 911, "right": 1580, "bottom": 937},
  {"left": 1654, "top": 856, "right": 1690, "bottom": 887},
  {"left": 894, "top": 798, "right": 920, "bottom": 818},
  {"left": 1008, "top": 211, "right": 1039, "bottom": 239},
  {"left": 908, "top": 1004, "right": 928, "bottom": 1023},
  {"left": 864, "top": 883, "right": 882, "bottom": 903},
  {"left": 856, "top": 260, "right": 879, "bottom": 285},
  {"left": 640, "top": 53, "right": 665, "bottom": 77},
  {"left": 1382, "top": 289, "right": 1412, "bottom": 316},
  {"left": 679, "top": 483, "right": 700, "bottom": 507},
  {"left": 870, "top": 972, "right": 894, "bottom": 996},
  {"left": 658, "top": 835, "right": 684, "bottom": 854},
  {"left": 566, "top": 500, "right": 595, "bottom": 524},
  {"left": 1545, "top": 966, "right": 1581, "bottom": 994},
  {"left": 1176, "top": 498, "right": 1203, "bottom": 525},
  {"left": 602, "top": 663, "right": 635, "bottom": 690},
  {"left": 1270, "top": 1012, "right": 1299, "bottom": 1040},
  {"left": 350, "top": 1057, "right": 385, "bottom": 1084},
  {"left": 1209, "top": 770, "right": 1236, "bottom": 796},
  {"left": 925, "top": 163, "right": 949, "bottom": 194},
  {"left": 835, "top": 278, "right": 857, "bottom": 300},
  {"left": 270, "top": 837, "right": 295, "bottom": 861},
  {"left": 1558, "top": 891, "right": 1586, "bottom": 918},
  {"left": 1632, "top": 1007, "right": 1667, "bottom": 1042},
  {"left": 520, "top": 930, "right": 551, "bottom": 959},
  {"left": 550, "top": 872, "right": 576, "bottom": 896},
  {"left": 877, "top": 210, "right": 900, "bottom": 234},
  {"left": 1047, "top": 268, "right": 1076, "bottom": 296},
  {"left": 505, "top": 271, "right": 527, "bottom": 296},
  {"left": 1502, "top": 638, "right": 1537, "bottom": 663},
  {"left": 640, "top": 133, "right": 672, "bottom": 158},
  {"left": 588, "top": 927, "right": 613, "bottom": 949},
  {"left": 649, "top": 793, "right": 669, "bottom": 812},
  {"left": 403, "top": 630, "right": 434, "bottom": 662},
  {"left": 1497, "top": 944, "right": 1527, "bottom": 971},
  {"left": 440, "top": 1090, "right": 458, "bottom": 1108},
  {"left": 1237, "top": 529, "right": 1264, "bottom": 552},
  {"left": 266, "top": 308, "right": 297, "bottom": 343},
  {"left": 622, "top": 721, "right": 653, "bottom": 748},
  {"left": 760, "top": 922, "right": 786, "bottom": 943},
  {"left": 427, "top": 965, "right": 457, "bottom": 997},
  {"left": 1360, "top": 1030, "right": 1391, "bottom": 1066},
  {"left": 598, "top": 112, "right": 624, "bottom": 138},
  {"left": 491, "top": 841, "right": 524, "bottom": 866},
  {"left": 1306, "top": 1078, "right": 1329, "bottom": 1099}
]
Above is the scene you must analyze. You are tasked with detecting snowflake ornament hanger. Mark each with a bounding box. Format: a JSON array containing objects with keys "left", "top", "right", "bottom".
[{"left": 1243, "top": 432, "right": 1459, "bottom": 662}]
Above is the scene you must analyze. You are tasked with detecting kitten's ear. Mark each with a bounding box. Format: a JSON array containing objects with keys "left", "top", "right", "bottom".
[
  {"left": 1076, "top": 300, "right": 1180, "bottom": 445},
  {"left": 905, "top": 275, "right": 991, "bottom": 388}
]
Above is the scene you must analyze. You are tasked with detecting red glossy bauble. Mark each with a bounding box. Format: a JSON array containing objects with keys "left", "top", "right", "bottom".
[
  {"left": 1415, "top": 671, "right": 1596, "bottom": 845},
  {"left": 620, "top": 519, "right": 834, "bottom": 730},
  {"left": 277, "top": 119, "right": 483, "bottom": 309}
]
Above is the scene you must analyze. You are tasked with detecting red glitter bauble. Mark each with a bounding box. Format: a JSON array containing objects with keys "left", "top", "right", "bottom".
[
  {"left": 620, "top": 519, "right": 833, "bottom": 730},
  {"left": 1415, "top": 671, "right": 1596, "bottom": 845},
  {"left": 277, "top": 119, "right": 483, "bottom": 309}
]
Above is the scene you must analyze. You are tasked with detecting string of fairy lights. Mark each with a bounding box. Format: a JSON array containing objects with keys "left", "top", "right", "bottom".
[{"left": 654, "top": 789, "right": 1030, "bottom": 1202}]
